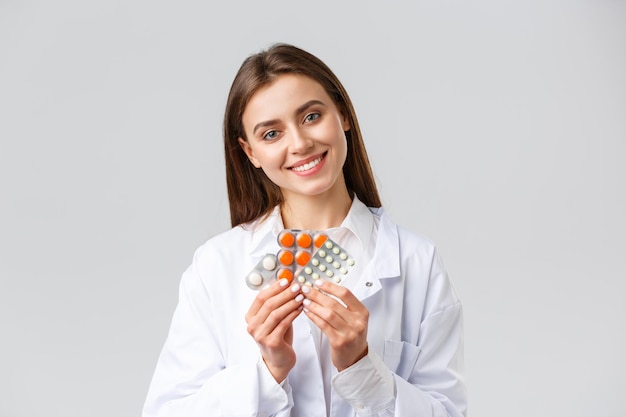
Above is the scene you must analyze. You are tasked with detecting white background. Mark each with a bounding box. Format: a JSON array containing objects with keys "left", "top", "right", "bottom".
[{"left": 1, "top": 1, "right": 625, "bottom": 416}]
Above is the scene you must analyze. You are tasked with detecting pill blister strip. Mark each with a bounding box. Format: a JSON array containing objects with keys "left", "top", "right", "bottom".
[{"left": 245, "top": 229, "right": 356, "bottom": 290}]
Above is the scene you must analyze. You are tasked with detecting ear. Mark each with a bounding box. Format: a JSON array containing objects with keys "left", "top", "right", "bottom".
[
  {"left": 340, "top": 110, "right": 351, "bottom": 132},
  {"left": 238, "top": 137, "right": 261, "bottom": 168}
]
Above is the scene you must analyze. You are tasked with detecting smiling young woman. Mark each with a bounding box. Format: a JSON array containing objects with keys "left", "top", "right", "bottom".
[
  {"left": 143, "top": 43, "right": 467, "bottom": 417},
  {"left": 223, "top": 44, "right": 381, "bottom": 229},
  {"left": 238, "top": 73, "right": 353, "bottom": 230}
]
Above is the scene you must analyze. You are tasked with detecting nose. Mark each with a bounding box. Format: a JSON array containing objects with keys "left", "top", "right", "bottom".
[{"left": 288, "top": 128, "right": 313, "bottom": 154}]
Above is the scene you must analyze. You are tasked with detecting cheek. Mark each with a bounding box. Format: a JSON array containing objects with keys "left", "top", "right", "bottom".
[{"left": 256, "top": 148, "right": 284, "bottom": 169}]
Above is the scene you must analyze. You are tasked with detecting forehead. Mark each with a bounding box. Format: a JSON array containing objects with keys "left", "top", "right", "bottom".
[{"left": 242, "top": 74, "right": 335, "bottom": 125}]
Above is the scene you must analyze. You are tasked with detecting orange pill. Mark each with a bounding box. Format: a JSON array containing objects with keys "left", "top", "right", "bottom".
[
  {"left": 296, "top": 233, "right": 312, "bottom": 248},
  {"left": 277, "top": 268, "right": 294, "bottom": 282},
  {"left": 278, "top": 249, "right": 294, "bottom": 266},
  {"left": 314, "top": 233, "right": 328, "bottom": 248},
  {"left": 278, "top": 231, "right": 295, "bottom": 247},
  {"left": 295, "top": 251, "right": 311, "bottom": 266}
]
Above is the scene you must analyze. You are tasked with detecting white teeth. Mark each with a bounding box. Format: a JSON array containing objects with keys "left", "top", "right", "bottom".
[{"left": 292, "top": 156, "right": 323, "bottom": 172}]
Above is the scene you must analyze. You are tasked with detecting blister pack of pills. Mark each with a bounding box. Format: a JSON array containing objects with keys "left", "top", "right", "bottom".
[
  {"left": 245, "top": 253, "right": 279, "bottom": 290},
  {"left": 245, "top": 229, "right": 356, "bottom": 290}
]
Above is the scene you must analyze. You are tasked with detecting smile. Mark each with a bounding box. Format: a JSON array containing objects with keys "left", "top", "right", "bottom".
[{"left": 291, "top": 153, "right": 326, "bottom": 172}]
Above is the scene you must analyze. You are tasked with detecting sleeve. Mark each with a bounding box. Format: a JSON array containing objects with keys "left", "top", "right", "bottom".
[
  {"left": 331, "top": 350, "right": 396, "bottom": 416},
  {"left": 142, "top": 247, "right": 295, "bottom": 417}
]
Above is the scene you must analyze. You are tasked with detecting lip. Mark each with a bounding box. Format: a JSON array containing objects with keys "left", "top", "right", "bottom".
[
  {"left": 288, "top": 152, "right": 327, "bottom": 170},
  {"left": 287, "top": 151, "right": 327, "bottom": 176}
]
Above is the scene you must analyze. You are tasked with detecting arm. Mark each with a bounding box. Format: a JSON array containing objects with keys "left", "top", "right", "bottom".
[
  {"left": 304, "top": 248, "right": 466, "bottom": 416},
  {"left": 142, "top": 248, "right": 297, "bottom": 417}
]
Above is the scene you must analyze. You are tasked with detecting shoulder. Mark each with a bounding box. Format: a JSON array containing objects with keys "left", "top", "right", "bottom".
[
  {"left": 195, "top": 225, "right": 246, "bottom": 253},
  {"left": 188, "top": 225, "right": 253, "bottom": 276},
  {"left": 190, "top": 213, "right": 277, "bottom": 272},
  {"left": 373, "top": 206, "right": 437, "bottom": 257},
  {"left": 375, "top": 207, "right": 461, "bottom": 311}
]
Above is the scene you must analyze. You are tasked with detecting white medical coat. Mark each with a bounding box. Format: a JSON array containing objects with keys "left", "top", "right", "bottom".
[{"left": 143, "top": 206, "right": 466, "bottom": 417}]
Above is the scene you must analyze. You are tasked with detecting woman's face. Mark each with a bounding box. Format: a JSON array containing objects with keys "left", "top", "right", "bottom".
[{"left": 239, "top": 74, "right": 350, "bottom": 201}]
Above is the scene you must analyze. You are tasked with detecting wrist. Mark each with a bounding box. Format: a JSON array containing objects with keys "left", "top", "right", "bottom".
[
  {"left": 336, "top": 345, "right": 369, "bottom": 372},
  {"left": 262, "top": 357, "right": 293, "bottom": 383}
]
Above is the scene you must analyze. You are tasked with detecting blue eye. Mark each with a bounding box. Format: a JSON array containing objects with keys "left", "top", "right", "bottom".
[
  {"left": 304, "top": 113, "right": 320, "bottom": 123},
  {"left": 263, "top": 130, "right": 279, "bottom": 140}
]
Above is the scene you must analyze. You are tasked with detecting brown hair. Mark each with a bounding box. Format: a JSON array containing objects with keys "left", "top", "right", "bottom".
[{"left": 224, "top": 43, "right": 381, "bottom": 227}]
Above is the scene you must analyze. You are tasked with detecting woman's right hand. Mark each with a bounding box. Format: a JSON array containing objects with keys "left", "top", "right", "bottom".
[{"left": 245, "top": 278, "right": 304, "bottom": 383}]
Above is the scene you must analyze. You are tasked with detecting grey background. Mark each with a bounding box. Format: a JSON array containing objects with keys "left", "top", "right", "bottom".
[{"left": 1, "top": 1, "right": 625, "bottom": 416}]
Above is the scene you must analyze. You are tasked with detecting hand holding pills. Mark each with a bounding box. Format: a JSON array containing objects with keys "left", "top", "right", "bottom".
[
  {"left": 245, "top": 228, "right": 364, "bottom": 375},
  {"left": 302, "top": 280, "right": 369, "bottom": 372},
  {"left": 244, "top": 277, "right": 305, "bottom": 382}
]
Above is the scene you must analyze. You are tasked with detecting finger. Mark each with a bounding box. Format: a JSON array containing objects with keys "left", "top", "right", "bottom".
[
  {"left": 301, "top": 283, "right": 353, "bottom": 325},
  {"left": 255, "top": 282, "right": 303, "bottom": 321},
  {"left": 257, "top": 307, "right": 302, "bottom": 350},
  {"left": 302, "top": 299, "right": 339, "bottom": 337},
  {"left": 301, "top": 283, "right": 369, "bottom": 333},
  {"left": 247, "top": 284, "right": 304, "bottom": 336},
  {"left": 247, "top": 278, "right": 291, "bottom": 318},
  {"left": 312, "top": 280, "right": 363, "bottom": 311},
  {"left": 270, "top": 306, "right": 303, "bottom": 339},
  {"left": 300, "top": 293, "right": 349, "bottom": 335}
]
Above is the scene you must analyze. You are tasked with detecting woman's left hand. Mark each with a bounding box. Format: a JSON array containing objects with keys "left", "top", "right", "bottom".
[{"left": 301, "top": 280, "right": 369, "bottom": 371}]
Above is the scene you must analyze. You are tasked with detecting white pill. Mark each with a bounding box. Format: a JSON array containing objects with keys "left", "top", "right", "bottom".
[
  {"left": 333, "top": 261, "right": 340, "bottom": 269},
  {"left": 312, "top": 272, "right": 320, "bottom": 280},
  {"left": 248, "top": 272, "right": 263, "bottom": 286},
  {"left": 312, "top": 258, "right": 320, "bottom": 266},
  {"left": 262, "top": 255, "right": 276, "bottom": 270},
  {"left": 340, "top": 267, "right": 348, "bottom": 274},
  {"left": 304, "top": 266, "right": 313, "bottom": 275},
  {"left": 319, "top": 264, "right": 327, "bottom": 272},
  {"left": 334, "top": 277, "right": 342, "bottom": 283},
  {"left": 348, "top": 259, "right": 355, "bottom": 266},
  {"left": 318, "top": 250, "right": 326, "bottom": 258},
  {"left": 339, "top": 252, "right": 347, "bottom": 260},
  {"left": 332, "top": 247, "right": 340, "bottom": 254},
  {"left": 326, "top": 270, "right": 334, "bottom": 277},
  {"left": 325, "top": 241, "right": 333, "bottom": 249},
  {"left": 325, "top": 255, "right": 333, "bottom": 263},
  {"left": 298, "top": 276, "right": 306, "bottom": 283}
]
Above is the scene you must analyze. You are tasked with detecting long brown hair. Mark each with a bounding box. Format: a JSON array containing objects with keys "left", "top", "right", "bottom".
[{"left": 224, "top": 43, "right": 381, "bottom": 227}]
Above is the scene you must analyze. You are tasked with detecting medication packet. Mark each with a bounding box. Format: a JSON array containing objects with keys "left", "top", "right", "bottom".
[{"left": 245, "top": 229, "right": 356, "bottom": 290}]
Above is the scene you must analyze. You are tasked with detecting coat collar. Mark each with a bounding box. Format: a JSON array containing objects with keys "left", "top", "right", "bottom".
[
  {"left": 350, "top": 207, "right": 401, "bottom": 301},
  {"left": 246, "top": 197, "right": 377, "bottom": 256},
  {"left": 245, "top": 206, "right": 283, "bottom": 258}
]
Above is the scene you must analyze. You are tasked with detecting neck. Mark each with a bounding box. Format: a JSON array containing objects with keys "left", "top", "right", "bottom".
[{"left": 280, "top": 186, "right": 352, "bottom": 230}]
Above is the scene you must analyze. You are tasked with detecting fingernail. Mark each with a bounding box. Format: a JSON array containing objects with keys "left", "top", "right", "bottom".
[
  {"left": 279, "top": 278, "right": 289, "bottom": 287},
  {"left": 315, "top": 279, "right": 324, "bottom": 287},
  {"left": 295, "top": 294, "right": 304, "bottom": 302},
  {"left": 301, "top": 285, "right": 311, "bottom": 294},
  {"left": 291, "top": 283, "right": 300, "bottom": 293},
  {"left": 303, "top": 298, "right": 311, "bottom": 306}
]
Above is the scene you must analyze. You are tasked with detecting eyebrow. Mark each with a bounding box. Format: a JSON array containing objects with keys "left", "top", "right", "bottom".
[{"left": 252, "top": 100, "right": 326, "bottom": 135}]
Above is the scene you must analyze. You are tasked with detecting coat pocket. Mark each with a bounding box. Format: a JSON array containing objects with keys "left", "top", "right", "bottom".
[{"left": 382, "top": 339, "right": 421, "bottom": 381}]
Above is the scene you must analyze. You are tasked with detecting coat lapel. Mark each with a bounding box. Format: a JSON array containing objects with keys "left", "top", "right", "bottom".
[{"left": 352, "top": 209, "right": 401, "bottom": 302}]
